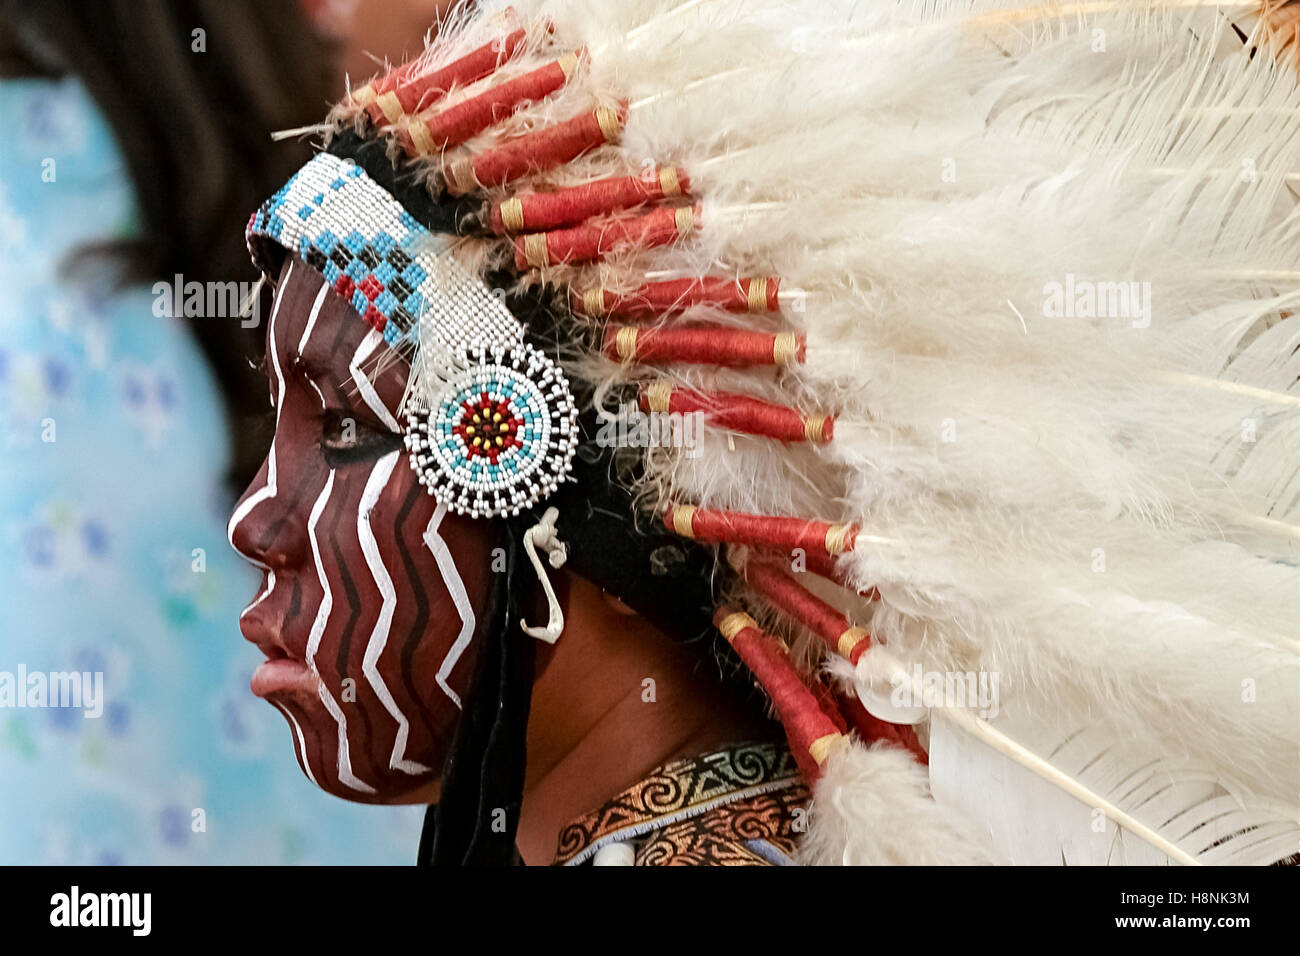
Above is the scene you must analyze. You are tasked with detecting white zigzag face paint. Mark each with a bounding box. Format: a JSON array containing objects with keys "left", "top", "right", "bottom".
[{"left": 230, "top": 259, "right": 497, "bottom": 803}]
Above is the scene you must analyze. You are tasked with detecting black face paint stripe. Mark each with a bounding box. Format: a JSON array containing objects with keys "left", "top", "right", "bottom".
[
  {"left": 325, "top": 475, "right": 375, "bottom": 748},
  {"left": 252, "top": 450, "right": 324, "bottom": 559},
  {"left": 393, "top": 480, "right": 438, "bottom": 738},
  {"left": 287, "top": 576, "right": 302, "bottom": 626}
]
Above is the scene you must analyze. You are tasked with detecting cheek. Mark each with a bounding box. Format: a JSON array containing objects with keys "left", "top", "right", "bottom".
[
  {"left": 370, "top": 468, "right": 494, "bottom": 718},
  {"left": 321, "top": 456, "right": 496, "bottom": 776},
  {"left": 402, "top": 505, "right": 496, "bottom": 717}
]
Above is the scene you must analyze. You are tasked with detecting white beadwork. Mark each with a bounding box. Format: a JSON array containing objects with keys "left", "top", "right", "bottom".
[{"left": 404, "top": 343, "right": 579, "bottom": 519}]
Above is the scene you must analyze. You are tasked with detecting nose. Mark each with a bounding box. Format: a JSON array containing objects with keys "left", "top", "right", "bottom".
[{"left": 228, "top": 454, "right": 307, "bottom": 571}]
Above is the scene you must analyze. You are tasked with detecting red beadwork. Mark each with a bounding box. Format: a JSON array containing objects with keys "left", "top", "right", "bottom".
[{"left": 452, "top": 394, "right": 524, "bottom": 463}]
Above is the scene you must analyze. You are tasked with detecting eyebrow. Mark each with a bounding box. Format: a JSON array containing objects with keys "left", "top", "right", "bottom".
[
  {"left": 291, "top": 346, "right": 403, "bottom": 425},
  {"left": 283, "top": 312, "right": 412, "bottom": 421},
  {"left": 274, "top": 350, "right": 325, "bottom": 413}
]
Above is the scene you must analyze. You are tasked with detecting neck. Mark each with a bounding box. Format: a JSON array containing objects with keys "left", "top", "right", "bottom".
[{"left": 515, "top": 574, "right": 775, "bottom": 865}]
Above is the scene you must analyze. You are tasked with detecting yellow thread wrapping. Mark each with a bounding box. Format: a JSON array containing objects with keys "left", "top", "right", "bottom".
[
  {"left": 747, "top": 277, "right": 769, "bottom": 313},
  {"left": 808, "top": 733, "right": 846, "bottom": 766},
  {"left": 376, "top": 91, "right": 404, "bottom": 124},
  {"left": 581, "top": 287, "right": 607, "bottom": 318},
  {"left": 595, "top": 106, "right": 623, "bottom": 142},
  {"left": 615, "top": 326, "right": 639, "bottom": 361},
  {"left": 523, "top": 233, "right": 550, "bottom": 268},
  {"left": 804, "top": 415, "right": 828, "bottom": 443},
  {"left": 448, "top": 158, "right": 476, "bottom": 194},
  {"left": 499, "top": 198, "right": 526, "bottom": 232},
  {"left": 557, "top": 52, "right": 580, "bottom": 82},
  {"left": 773, "top": 332, "right": 798, "bottom": 366},
  {"left": 407, "top": 119, "right": 435, "bottom": 156},
  {"left": 351, "top": 84, "right": 377, "bottom": 106},
  {"left": 716, "top": 611, "right": 756, "bottom": 643},
  {"left": 646, "top": 381, "right": 673, "bottom": 413},
  {"left": 658, "top": 166, "right": 682, "bottom": 197},
  {"left": 674, "top": 206, "right": 695, "bottom": 239},
  {"left": 837, "top": 626, "right": 868, "bottom": 659},
  {"left": 824, "top": 523, "right": 854, "bottom": 555},
  {"left": 670, "top": 504, "right": 697, "bottom": 538}
]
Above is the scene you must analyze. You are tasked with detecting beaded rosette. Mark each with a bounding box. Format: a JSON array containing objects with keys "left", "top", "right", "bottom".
[
  {"left": 405, "top": 343, "right": 578, "bottom": 518},
  {"left": 246, "top": 151, "right": 578, "bottom": 519}
]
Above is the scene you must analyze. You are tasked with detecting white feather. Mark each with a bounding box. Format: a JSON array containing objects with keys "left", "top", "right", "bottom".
[
  {"left": 799, "top": 740, "right": 1004, "bottom": 866},
  {"left": 928, "top": 707, "right": 1299, "bottom": 865}
]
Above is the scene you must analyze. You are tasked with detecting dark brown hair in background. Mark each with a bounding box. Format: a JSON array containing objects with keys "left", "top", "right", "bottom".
[{"left": 0, "top": 0, "right": 338, "bottom": 488}]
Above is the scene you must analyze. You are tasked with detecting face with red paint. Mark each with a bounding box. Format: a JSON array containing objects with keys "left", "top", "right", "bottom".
[{"left": 229, "top": 256, "right": 496, "bottom": 803}]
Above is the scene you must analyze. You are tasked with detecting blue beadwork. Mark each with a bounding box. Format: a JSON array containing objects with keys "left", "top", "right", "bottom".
[{"left": 403, "top": 344, "right": 580, "bottom": 519}]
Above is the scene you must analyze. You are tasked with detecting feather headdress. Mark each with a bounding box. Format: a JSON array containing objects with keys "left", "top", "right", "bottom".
[{"left": 261, "top": 0, "right": 1300, "bottom": 865}]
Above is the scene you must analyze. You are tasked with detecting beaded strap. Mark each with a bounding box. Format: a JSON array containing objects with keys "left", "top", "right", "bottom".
[{"left": 246, "top": 152, "right": 520, "bottom": 353}]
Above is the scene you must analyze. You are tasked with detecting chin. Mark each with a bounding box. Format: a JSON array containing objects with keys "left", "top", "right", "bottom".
[
  {"left": 256, "top": 671, "right": 450, "bottom": 804},
  {"left": 312, "top": 772, "right": 442, "bottom": 806}
]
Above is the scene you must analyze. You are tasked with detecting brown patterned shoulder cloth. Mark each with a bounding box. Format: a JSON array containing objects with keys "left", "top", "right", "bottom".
[{"left": 553, "top": 741, "right": 810, "bottom": 866}]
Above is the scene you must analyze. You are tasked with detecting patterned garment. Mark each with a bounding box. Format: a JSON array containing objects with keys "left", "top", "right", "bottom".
[{"left": 554, "top": 740, "right": 810, "bottom": 866}]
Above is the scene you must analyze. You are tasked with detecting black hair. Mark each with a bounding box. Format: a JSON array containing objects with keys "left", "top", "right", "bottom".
[{"left": 0, "top": 0, "right": 338, "bottom": 486}]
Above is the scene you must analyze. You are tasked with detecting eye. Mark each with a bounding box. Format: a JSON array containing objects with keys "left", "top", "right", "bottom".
[{"left": 320, "top": 409, "right": 403, "bottom": 465}]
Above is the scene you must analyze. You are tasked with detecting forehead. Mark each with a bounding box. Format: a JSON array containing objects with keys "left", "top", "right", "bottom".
[{"left": 268, "top": 257, "right": 409, "bottom": 417}]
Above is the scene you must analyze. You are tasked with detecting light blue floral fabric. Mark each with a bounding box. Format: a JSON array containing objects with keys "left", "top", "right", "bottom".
[{"left": 0, "top": 77, "right": 424, "bottom": 864}]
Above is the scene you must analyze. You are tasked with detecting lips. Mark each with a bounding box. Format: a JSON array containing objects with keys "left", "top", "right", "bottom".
[{"left": 250, "top": 657, "right": 316, "bottom": 699}]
